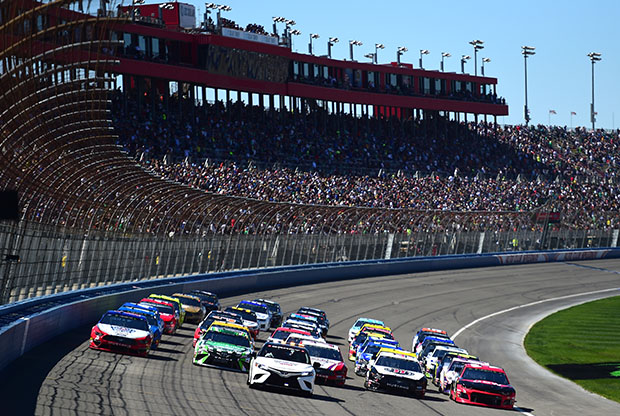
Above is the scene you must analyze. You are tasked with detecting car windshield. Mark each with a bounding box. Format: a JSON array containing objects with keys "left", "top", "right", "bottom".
[
  {"left": 100, "top": 313, "right": 149, "bottom": 332},
  {"left": 241, "top": 303, "right": 268, "bottom": 314},
  {"left": 272, "top": 330, "right": 295, "bottom": 340},
  {"left": 203, "top": 330, "right": 251, "bottom": 347},
  {"left": 305, "top": 344, "right": 342, "bottom": 361},
  {"left": 376, "top": 356, "right": 421, "bottom": 372},
  {"left": 355, "top": 319, "right": 382, "bottom": 328},
  {"left": 259, "top": 344, "right": 310, "bottom": 364},
  {"left": 363, "top": 344, "right": 386, "bottom": 356},
  {"left": 462, "top": 368, "right": 509, "bottom": 384},
  {"left": 451, "top": 362, "right": 467, "bottom": 373},
  {"left": 195, "top": 293, "right": 218, "bottom": 303},
  {"left": 226, "top": 308, "right": 257, "bottom": 322},
  {"left": 123, "top": 309, "right": 157, "bottom": 326},
  {"left": 139, "top": 302, "right": 173, "bottom": 315},
  {"left": 177, "top": 296, "right": 200, "bottom": 307}
]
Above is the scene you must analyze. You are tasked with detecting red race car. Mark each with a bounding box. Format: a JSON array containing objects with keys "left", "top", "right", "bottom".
[
  {"left": 450, "top": 363, "right": 516, "bottom": 409},
  {"left": 139, "top": 298, "right": 178, "bottom": 335},
  {"left": 90, "top": 310, "right": 152, "bottom": 357}
]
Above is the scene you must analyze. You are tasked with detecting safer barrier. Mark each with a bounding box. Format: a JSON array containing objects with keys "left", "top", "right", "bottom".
[{"left": 1, "top": 247, "right": 620, "bottom": 372}]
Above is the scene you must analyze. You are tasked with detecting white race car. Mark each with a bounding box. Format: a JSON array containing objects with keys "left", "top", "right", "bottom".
[{"left": 248, "top": 342, "right": 318, "bottom": 396}]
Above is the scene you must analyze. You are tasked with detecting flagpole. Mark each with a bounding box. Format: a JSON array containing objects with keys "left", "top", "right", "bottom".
[{"left": 570, "top": 112, "right": 573, "bottom": 130}]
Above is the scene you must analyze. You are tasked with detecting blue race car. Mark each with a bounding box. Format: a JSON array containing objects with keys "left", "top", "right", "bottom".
[
  {"left": 118, "top": 304, "right": 163, "bottom": 349},
  {"left": 355, "top": 338, "right": 401, "bottom": 376}
]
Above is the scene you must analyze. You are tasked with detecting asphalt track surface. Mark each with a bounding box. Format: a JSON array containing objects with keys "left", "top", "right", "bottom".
[{"left": 3, "top": 259, "right": 620, "bottom": 416}]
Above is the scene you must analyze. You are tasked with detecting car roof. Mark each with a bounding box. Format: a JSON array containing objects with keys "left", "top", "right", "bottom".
[
  {"left": 418, "top": 327, "right": 448, "bottom": 335},
  {"left": 355, "top": 318, "right": 384, "bottom": 326},
  {"left": 463, "top": 363, "right": 505, "bottom": 372},
  {"left": 377, "top": 349, "right": 417, "bottom": 360},
  {"left": 105, "top": 310, "right": 147, "bottom": 321},
  {"left": 209, "top": 321, "right": 250, "bottom": 333},
  {"left": 140, "top": 298, "right": 174, "bottom": 307},
  {"left": 172, "top": 293, "right": 202, "bottom": 301}
]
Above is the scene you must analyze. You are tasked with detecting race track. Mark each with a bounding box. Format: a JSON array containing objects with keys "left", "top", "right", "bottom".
[{"left": 3, "top": 259, "right": 620, "bottom": 416}]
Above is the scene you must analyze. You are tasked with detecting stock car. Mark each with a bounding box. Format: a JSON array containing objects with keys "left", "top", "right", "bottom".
[
  {"left": 267, "top": 327, "right": 312, "bottom": 344},
  {"left": 118, "top": 304, "right": 163, "bottom": 348},
  {"left": 90, "top": 310, "right": 153, "bottom": 357},
  {"left": 225, "top": 307, "right": 260, "bottom": 339},
  {"left": 354, "top": 338, "right": 401, "bottom": 376},
  {"left": 349, "top": 328, "right": 394, "bottom": 360},
  {"left": 238, "top": 300, "right": 272, "bottom": 331},
  {"left": 301, "top": 340, "right": 347, "bottom": 386},
  {"left": 138, "top": 298, "right": 178, "bottom": 334},
  {"left": 450, "top": 363, "right": 516, "bottom": 409},
  {"left": 348, "top": 318, "right": 385, "bottom": 343},
  {"left": 281, "top": 320, "right": 322, "bottom": 338},
  {"left": 254, "top": 299, "right": 282, "bottom": 328},
  {"left": 439, "top": 357, "right": 488, "bottom": 393},
  {"left": 364, "top": 349, "right": 427, "bottom": 398},
  {"left": 422, "top": 345, "right": 468, "bottom": 377},
  {"left": 433, "top": 352, "right": 481, "bottom": 386},
  {"left": 149, "top": 294, "right": 186, "bottom": 327},
  {"left": 415, "top": 334, "right": 453, "bottom": 354},
  {"left": 411, "top": 327, "right": 449, "bottom": 352},
  {"left": 191, "top": 290, "right": 221, "bottom": 312},
  {"left": 121, "top": 302, "right": 164, "bottom": 334},
  {"left": 297, "top": 307, "right": 329, "bottom": 335},
  {"left": 193, "top": 324, "right": 254, "bottom": 372},
  {"left": 417, "top": 337, "right": 456, "bottom": 361},
  {"left": 172, "top": 293, "right": 207, "bottom": 324},
  {"left": 193, "top": 310, "right": 245, "bottom": 347},
  {"left": 247, "top": 342, "right": 319, "bottom": 396}
]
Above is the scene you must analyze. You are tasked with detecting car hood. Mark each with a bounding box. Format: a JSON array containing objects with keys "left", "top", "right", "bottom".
[
  {"left": 375, "top": 365, "right": 425, "bottom": 381},
  {"left": 311, "top": 357, "right": 342, "bottom": 370},
  {"left": 460, "top": 380, "right": 515, "bottom": 394},
  {"left": 253, "top": 312, "right": 269, "bottom": 321},
  {"left": 255, "top": 357, "right": 313, "bottom": 373},
  {"left": 196, "top": 340, "right": 251, "bottom": 354},
  {"left": 99, "top": 323, "right": 150, "bottom": 339}
]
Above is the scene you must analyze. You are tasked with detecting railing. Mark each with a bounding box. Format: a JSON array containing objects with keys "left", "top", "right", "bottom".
[{"left": 1, "top": 219, "right": 617, "bottom": 305}]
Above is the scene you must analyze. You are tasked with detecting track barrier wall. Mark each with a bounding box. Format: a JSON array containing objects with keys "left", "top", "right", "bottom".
[{"left": 1, "top": 247, "right": 620, "bottom": 371}]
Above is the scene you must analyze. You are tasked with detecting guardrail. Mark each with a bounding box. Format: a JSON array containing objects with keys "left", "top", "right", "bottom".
[{"left": 1, "top": 247, "right": 620, "bottom": 371}]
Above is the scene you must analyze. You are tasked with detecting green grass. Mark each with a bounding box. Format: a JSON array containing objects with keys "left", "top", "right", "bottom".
[{"left": 524, "top": 295, "right": 620, "bottom": 403}]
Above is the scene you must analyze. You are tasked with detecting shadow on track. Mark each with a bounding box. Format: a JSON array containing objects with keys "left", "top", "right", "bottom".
[{"left": 0, "top": 324, "right": 91, "bottom": 416}]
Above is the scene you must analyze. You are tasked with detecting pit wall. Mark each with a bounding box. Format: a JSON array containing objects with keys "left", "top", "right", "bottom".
[{"left": 1, "top": 247, "right": 619, "bottom": 371}]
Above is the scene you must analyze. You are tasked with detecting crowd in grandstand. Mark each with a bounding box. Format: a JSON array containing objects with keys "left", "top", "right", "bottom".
[{"left": 112, "top": 92, "right": 620, "bottom": 229}]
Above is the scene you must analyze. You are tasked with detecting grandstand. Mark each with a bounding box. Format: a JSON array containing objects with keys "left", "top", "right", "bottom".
[{"left": 0, "top": 0, "right": 618, "bottom": 304}]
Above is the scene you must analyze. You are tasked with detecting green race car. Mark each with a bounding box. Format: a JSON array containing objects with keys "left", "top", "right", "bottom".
[{"left": 193, "top": 325, "right": 254, "bottom": 372}]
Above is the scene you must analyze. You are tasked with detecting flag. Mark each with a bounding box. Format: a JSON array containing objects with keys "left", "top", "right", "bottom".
[
  {"left": 571, "top": 111, "right": 577, "bottom": 115},
  {"left": 549, "top": 110, "right": 557, "bottom": 114}
]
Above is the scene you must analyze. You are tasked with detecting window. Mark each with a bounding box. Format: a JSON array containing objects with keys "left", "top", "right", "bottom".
[
  {"left": 387, "top": 73, "right": 397, "bottom": 87},
  {"left": 293, "top": 61, "right": 299, "bottom": 79},
  {"left": 434, "top": 78, "right": 443, "bottom": 95},
  {"left": 313, "top": 64, "right": 320, "bottom": 78},
  {"left": 323, "top": 66, "right": 329, "bottom": 79},
  {"left": 303, "top": 62, "right": 309, "bottom": 78},
  {"left": 421, "top": 77, "right": 431, "bottom": 94}
]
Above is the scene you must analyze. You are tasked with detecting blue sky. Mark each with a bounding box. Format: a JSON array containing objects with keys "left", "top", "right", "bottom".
[{"left": 163, "top": 1, "right": 619, "bottom": 129}]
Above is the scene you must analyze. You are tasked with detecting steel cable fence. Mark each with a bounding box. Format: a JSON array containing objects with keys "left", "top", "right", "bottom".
[{"left": 1, "top": 220, "right": 617, "bottom": 304}]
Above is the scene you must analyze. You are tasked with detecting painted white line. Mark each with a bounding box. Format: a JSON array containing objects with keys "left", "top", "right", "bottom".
[
  {"left": 452, "top": 286, "right": 620, "bottom": 416},
  {"left": 452, "top": 286, "right": 620, "bottom": 340}
]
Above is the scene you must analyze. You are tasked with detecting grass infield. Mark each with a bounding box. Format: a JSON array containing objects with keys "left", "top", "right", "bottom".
[{"left": 524, "top": 295, "right": 620, "bottom": 403}]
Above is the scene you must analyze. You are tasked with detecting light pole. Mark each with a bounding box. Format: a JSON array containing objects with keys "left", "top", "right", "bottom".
[
  {"left": 272, "top": 16, "right": 286, "bottom": 38},
  {"left": 469, "top": 39, "right": 484, "bottom": 76},
  {"left": 289, "top": 29, "right": 301, "bottom": 50},
  {"left": 522, "top": 45, "right": 535, "bottom": 125},
  {"left": 396, "top": 46, "right": 407, "bottom": 65},
  {"left": 419, "top": 49, "right": 429, "bottom": 69},
  {"left": 481, "top": 57, "right": 491, "bottom": 76},
  {"left": 364, "top": 53, "right": 375, "bottom": 63},
  {"left": 327, "top": 37, "right": 338, "bottom": 58},
  {"left": 308, "top": 33, "right": 319, "bottom": 55},
  {"left": 349, "top": 40, "right": 362, "bottom": 61},
  {"left": 375, "top": 43, "right": 384, "bottom": 64},
  {"left": 460, "top": 55, "right": 470, "bottom": 74},
  {"left": 440, "top": 52, "right": 450, "bottom": 72},
  {"left": 131, "top": 0, "right": 145, "bottom": 22},
  {"left": 205, "top": 3, "right": 231, "bottom": 31},
  {"left": 587, "top": 52, "right": 601, "bottom": 130}
]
